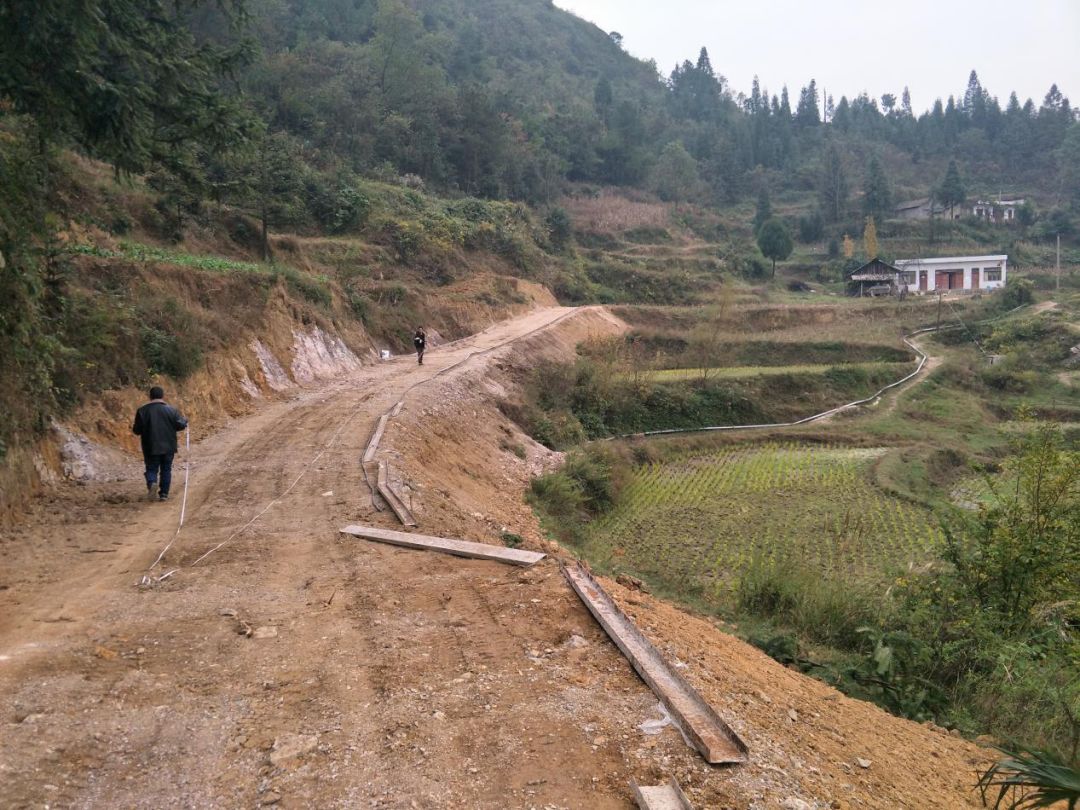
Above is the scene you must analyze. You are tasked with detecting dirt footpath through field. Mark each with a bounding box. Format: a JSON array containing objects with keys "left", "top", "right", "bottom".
[{"left": 1, "top": 305, "right": 990, "bottom": 809}]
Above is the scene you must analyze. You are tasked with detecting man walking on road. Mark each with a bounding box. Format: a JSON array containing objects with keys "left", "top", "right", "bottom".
[
  {"left": 413, "top": 326, "right": 426, "bottom": 365},
  {"left": 133, "top": 386, "right": 188, "bottom": 501}
]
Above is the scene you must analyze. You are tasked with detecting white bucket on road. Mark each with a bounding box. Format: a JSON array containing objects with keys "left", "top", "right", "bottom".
[{"left": 379, "top": 349, "right": 391, "bottom": 361}]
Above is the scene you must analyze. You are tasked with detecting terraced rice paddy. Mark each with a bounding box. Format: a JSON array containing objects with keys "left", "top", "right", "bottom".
[
  {"left": 631, "top": 361, "right": 914, "bottom": 382},
  {"left": 580, "top": 443, "right": 944, "bottom": 599}
]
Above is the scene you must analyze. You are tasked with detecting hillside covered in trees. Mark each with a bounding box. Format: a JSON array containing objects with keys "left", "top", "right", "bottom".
[
  {"left": 5, "top": 0, "right": 1078, "bottom": 224},
  {"left": 2, "top": 0, "right": 1078, "bottom": 459}
]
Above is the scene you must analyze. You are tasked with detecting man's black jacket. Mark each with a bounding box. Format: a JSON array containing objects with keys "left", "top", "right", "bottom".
[{"left": 132, "top": 400, "right": 188, "bottom": 456}]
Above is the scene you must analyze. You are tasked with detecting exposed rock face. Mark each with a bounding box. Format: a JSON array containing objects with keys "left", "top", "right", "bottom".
[
  {"left": 251, "top": 339, "right": 293, "bottom": 391},
  {"left": 51, "top": 422, "right": 132, "bottom": 482},
  {"left": 290, "top": 327, "right": 366, "bottom": 383},
  {"left": 234, "top": 360, "right": 262, "bottom": 399}
]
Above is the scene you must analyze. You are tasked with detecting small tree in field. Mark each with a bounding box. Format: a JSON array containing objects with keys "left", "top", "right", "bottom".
[
  {"left": 688, "top": 284, "right": 735, "bottom": 381},
  {"left": 757, "top": 218, "right": 793, "bottom": 278},
  {"left": 842, "top": 233, "right": 855, "bottom": 259}
]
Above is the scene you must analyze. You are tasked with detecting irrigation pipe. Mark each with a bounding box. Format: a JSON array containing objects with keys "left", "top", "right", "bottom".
[{"left": 601, "top": 303, "right": 1031, "bottom": 442}]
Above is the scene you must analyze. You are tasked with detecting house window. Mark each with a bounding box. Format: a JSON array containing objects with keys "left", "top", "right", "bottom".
[
  {"left": 900, "top": 271, "right": 916, "bottom": 285},
  {"left": 985, "top": 269, "right": 1002, "bottom": 282}
]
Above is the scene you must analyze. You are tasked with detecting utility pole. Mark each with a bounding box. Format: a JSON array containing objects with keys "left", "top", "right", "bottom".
[
  {"left": 936, "top": 292, "right": 943, "bottom": 331},
  {"left": 1056, "top": 233, "right": 1061, "bottom": 292}
]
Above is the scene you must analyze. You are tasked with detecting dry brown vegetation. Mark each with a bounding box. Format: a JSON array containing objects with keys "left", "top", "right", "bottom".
[{"left": 561, "top": 189, "right": 671, "bottom": 234}]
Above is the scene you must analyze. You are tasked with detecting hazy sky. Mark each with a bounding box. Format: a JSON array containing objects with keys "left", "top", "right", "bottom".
[{"left": 554, "top": 1, "right": 1080, "bottom": 113}]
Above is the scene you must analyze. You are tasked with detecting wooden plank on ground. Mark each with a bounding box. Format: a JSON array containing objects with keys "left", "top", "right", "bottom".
[
  {"left": 564, "top": 564, "right": 748, "bottom": 765},
  {"left": 340, "top": 524, "right": 545, "bottom": 567},
  {"left": 376, "top": 460, "right": 417, "bottom": 527},
  {"left": 390, "top": 401, "right": 404, "bottom": 417},
  {"left": 363, "top": 414, "right": 389, "bottom": 463},
  {"left": 632, "top": 779, "right": 695, "bottom": 810}
]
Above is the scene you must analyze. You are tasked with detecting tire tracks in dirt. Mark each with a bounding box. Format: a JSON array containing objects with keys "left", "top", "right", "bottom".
[{"left": 1, "top": 305, "right": 654, "bottom": 809}]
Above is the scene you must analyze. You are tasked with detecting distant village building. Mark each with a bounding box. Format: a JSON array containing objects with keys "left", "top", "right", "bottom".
[
  {"left": 847, "top": 258, "right": 901, "bottom": 296},
  {"left": 893, "top": 198, "right": 949, "bottom": 222},
  {"left": 972, "top": 198, "right": 1025, "bottom": 224},
  {"left": 894, "top": 255, "right": 1008, "bottom": 293},
  {"left": 846, "top": 255, "right": 1009, "bottom": 295}
]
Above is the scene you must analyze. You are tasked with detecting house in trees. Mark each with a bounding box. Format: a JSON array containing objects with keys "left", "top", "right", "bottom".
[
  {"left": 893, "top": 197, "right": 950, "bottom": 221},
  {"left": 894, "top": 255, "right": 1008, "bottom": 293},
  {"left": 972, "top": 197, "right": 1026, "bottom": 224}
]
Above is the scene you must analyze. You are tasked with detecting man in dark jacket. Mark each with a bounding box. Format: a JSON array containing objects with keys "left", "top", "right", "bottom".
[
  {"left": 132, "top": 386, "right": 188, "bottom": 501},
  {"left": 413, "top": 327, "right": 426, "bottom": 365}
]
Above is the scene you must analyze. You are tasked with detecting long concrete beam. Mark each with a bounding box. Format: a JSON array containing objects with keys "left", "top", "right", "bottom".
[
  {"left": 376, "top": 460, "right": 417, "bottom": 527},
  {"left": 563, "top": 564, "right": 748, "bottom": 765},
  {"left": 363, "top": 413, "right": 389, "bottom": 464},
  {"left": 632, "top": 778, "right": 695, "bottom": 810},
  {"left": 340, "top": 524, "right": 545, "bottom": 567}
]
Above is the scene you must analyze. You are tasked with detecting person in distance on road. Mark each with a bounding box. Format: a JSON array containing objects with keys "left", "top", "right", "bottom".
[
  {"left": 413, "top": 326, "right": 426, "bottom": 365},
  {"left": 132, "top": 386, "right": 188, "bottom": 502}
]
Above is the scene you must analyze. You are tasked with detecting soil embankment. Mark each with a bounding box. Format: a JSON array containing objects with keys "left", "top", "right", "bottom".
[{"left": 0, "top": 305, "right": 989, "bottom": 808}]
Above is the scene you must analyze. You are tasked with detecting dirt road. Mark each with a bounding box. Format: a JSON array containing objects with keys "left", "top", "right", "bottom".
[
  {"left": 0, "top": 305, "right": 989, "bottom": 809},
  {"left": 2, "top": 306, "right": 712, "bottom": 810}
]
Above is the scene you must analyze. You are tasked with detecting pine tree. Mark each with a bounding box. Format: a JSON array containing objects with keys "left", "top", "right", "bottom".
[
  {"left": 796, "top": 80, "right": 821, "bottom": 127},
  {"left": 696, "top": 47, "right": 714, "bottom": 76},
  {"left": 963, "top": 69, "right": 989, "bottom": 129},
  {"left": 0, "top": 0, "right": 250, "bottom": 178},
  {"left": 819, "top": 144, "right": 849, "bottom": 222},
  {"left": 862, "top": 155, "right": 893, "bottom": 219},
  {"left": 938, "top": 160, "right": 966, "bottom": 218}
]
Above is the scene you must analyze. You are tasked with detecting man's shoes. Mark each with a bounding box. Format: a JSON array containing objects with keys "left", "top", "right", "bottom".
[{"left": 158, "top": 493, "right": 169, "bottom": 502}]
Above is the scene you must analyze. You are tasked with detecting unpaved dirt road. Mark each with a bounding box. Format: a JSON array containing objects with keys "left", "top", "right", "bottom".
[
  {"left": 1, "top": 305, "right": 991, "bottom": 809},
  {"left": 0, "top": 306, "right": 697, "bottom": 809}
]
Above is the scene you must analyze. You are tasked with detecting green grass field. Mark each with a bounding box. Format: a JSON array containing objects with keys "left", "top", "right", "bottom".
[
  {"left": 577, "top": 443, "right": 944, "bottom": 602},
  {"left": 627, "top": 361, "right": 914, "bottom": 382}
]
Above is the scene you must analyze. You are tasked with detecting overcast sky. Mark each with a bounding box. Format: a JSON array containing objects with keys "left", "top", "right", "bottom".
[{"left": 554, "top": 0, "right": 1080, "bottom": 112}]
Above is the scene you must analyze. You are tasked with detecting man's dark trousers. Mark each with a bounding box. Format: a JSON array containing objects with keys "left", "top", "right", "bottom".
[{"left": 144, "top": 452, "right": 175, "bottom": 496}]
